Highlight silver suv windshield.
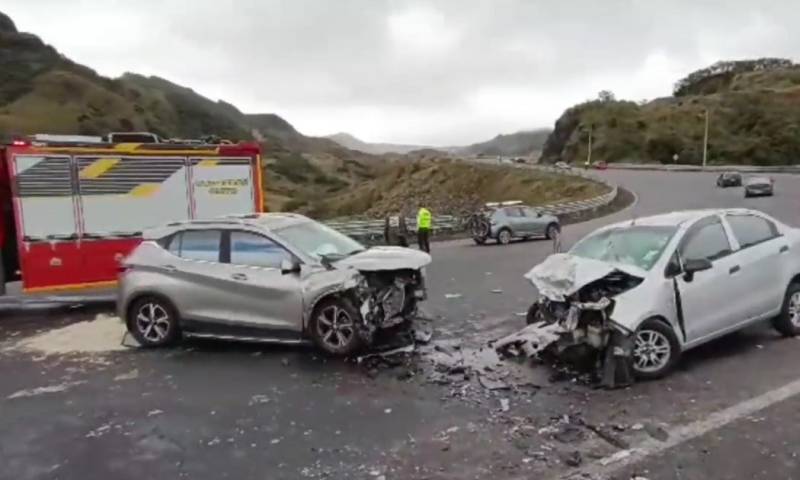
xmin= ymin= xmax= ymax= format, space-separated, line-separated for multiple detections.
xmin=273 ymin=221 xmax=365 ymax=261
xmin=570 ymin=225 xmax=677 ymax=270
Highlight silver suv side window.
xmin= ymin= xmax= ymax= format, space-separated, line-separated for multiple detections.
xmin=171 ymin=230 xmax=221 ymax=262
xmin=230 ymin=231 xmax=291 ymax=269
xmin=680 ymin=220 xmax=731 ymax=262
xmin=726 ymin=215 xmax=779 ymax=249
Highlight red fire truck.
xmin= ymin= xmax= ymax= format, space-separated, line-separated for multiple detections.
xmin=0 ymin=135 xmax=263 ymax=295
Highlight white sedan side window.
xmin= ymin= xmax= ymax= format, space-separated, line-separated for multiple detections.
xmin=726 ymin=215 xmax=779 ymax=249
xmin=681 ymin=221 xmax=732 ymax=262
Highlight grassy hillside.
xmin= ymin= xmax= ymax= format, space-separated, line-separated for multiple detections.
xmin=541 ymin=59 xmax=800 ymax=166
xmin=297 ymin=160 xmax=609 ymax=219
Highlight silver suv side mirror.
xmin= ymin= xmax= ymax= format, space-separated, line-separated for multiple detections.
xmin=281 ymin=258 xmax=301 ymax=275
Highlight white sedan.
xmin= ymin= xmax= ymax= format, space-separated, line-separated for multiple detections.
xmin=526 ymin=208 xmax=800 ymax=379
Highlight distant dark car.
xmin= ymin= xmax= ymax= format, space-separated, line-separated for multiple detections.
xmin=744 ymin=176 xmax=774 ymax=197
xmin=716 ymin=172 xmax=742 ymax=187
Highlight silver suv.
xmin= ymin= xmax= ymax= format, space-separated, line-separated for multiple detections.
xmin=471 ymin=201 xmax=560 ymax=245
xmin=118 ymin=213 xmax=431 ymax=355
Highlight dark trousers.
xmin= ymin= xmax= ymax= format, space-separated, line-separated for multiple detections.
xmin=417 ymin=228 xmax=431 ymax=253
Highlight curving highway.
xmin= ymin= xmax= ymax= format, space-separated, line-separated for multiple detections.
xmin=425 ymin=169 xmax=800 ymax=345
xmin=2 ymin=169 xmax=800 ymax=480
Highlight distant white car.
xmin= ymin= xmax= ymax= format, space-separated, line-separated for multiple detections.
xmin=744 ymin=176 xmax=774 ymax=197
xmin=555 ymin=162 xmax=570 ymax=170
xmin=525 ymin=208 xmax=800 ymax=379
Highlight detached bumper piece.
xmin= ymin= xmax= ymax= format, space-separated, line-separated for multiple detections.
xmin=495 ymin=298 xmax=634 ymax=389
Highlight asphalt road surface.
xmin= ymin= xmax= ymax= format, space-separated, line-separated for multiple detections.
xmin=2 ymin=169 xmax=800 ymax=480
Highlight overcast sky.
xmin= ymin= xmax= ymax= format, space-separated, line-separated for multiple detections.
xmin=4 ymin=1 xmax=798 ymax=145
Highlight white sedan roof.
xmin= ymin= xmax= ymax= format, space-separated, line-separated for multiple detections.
xmin=602 ymin=208 xmax=766 ymax=230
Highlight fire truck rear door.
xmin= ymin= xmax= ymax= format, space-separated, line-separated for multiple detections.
xmin=190 ymin=157 xmax=256 ymax=219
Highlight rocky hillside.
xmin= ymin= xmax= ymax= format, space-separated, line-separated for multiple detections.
xmin=296 ymin=160 xmax=609 ymax=219
xmin=454 ymin=129 xmax=551 ymax=158
xmin=0 ymin=11 xmax=379 ymax=211
xmin=541 ymin=58 xmax=800 ymax=166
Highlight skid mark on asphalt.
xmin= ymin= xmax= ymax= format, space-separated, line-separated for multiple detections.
xmin=557 ymin=375 xmax=800 ymax=479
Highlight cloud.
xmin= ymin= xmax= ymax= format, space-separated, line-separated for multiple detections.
xmin=4 ymin=0 xmax=799 ymax=145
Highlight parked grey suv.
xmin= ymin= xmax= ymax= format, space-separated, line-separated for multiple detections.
xmin=471 ymin=202 xmax=560 ymax=245
xmin=118 ymin=213 xmax=431 ymax=356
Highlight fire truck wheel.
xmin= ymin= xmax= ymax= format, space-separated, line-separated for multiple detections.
xmin=127 ymin=296 xmax=181 ymax=347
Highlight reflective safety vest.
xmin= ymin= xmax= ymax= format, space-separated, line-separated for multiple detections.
xmin=417 ymin=207 xmax=432 ymax=229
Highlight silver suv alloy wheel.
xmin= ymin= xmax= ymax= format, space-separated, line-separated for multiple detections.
xmin=316 ymin=305 xmax=355 ymax=350
xmin=136 ymin=303 xmax=172 ymax=343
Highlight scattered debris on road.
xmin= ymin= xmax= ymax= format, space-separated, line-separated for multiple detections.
xmin=444 ymin=293 xmax=463 ymax=299
xmin=4 ymin=313 xmax=128 ymax=357
xmin=113 ymin=369 xmax=139 ymax=381
xmin=6 ymin=380 xmax=87 ymax=399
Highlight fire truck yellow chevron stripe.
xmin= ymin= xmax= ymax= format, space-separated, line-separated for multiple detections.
xmin=128 ymin=183 xmax=160 ymax=197
xmin=197 ymin=159 xmax=219 ymax=167
xmin=79 ymin=158 xmax=120 ymax=179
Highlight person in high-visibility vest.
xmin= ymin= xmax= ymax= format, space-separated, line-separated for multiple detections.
xmin=416 ymin=206 xmax=432 ymax=253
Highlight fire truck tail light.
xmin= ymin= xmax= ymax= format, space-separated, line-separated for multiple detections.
xmin=117 ymin=264 xmax=132 ymax=274
xmin=11 ymin=139 xmax=29 ymax=147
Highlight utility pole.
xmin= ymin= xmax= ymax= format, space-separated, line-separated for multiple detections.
xmin=586 ymin=123 xmax=594 ymax=166
xmin=702 ymin=109 xmax=709 ymax=170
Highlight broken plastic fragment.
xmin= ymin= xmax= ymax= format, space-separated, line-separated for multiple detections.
xmin=599 ymin=449 xmax=632 ymax=466
xmin=478 ymin=374 xmax=510 ymax=391
xmin=444 ymin=293 xmax=462 ymax=299
xmin=499 ymin=398 xmax=510 ymax=412
xmin=356 ymin=344 xmax=415 ymax=363
xmin=494 ymin=322 xmax=561 ymax=358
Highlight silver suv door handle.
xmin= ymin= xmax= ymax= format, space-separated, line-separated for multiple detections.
xmin=780 ymin=245 xmax=789 ymax=254
xmin=164 ymin=265 xmax=177 ymax=273
xmin=729 ymin=265 xmax=740 ymax=274
xmin=231 ymin=273 xmax=248 ymax=281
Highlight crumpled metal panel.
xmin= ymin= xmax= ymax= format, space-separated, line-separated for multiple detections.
xmin=524 ymin=253 xmax=645 ymax=301
xmin=336 ymin=246 xmax=431 ymax=271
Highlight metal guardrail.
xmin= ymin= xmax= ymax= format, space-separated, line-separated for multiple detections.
xmin=607 ymin=162 xmax=800 ymax=174
xmin=324 ymin=163 xmax=619 ymax=243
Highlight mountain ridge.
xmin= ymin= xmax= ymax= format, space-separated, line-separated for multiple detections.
xmin=326 ymin=128 xmax=552 ymax=157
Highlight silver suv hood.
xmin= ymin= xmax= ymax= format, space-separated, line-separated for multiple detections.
xmin=336 ymin=246 xmax=432 ymax=271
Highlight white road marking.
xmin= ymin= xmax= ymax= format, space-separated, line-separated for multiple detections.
xmin=560 ymin=376 xmax=800 ymax=479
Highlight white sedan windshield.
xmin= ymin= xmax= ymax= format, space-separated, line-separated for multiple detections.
xmin=273 ymin=221 xmax=365 ymax=260
xmin=570 ymin=225 xmax=677 ymax=270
